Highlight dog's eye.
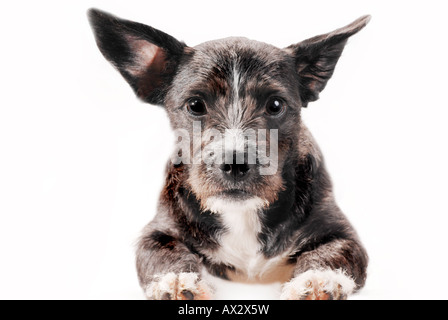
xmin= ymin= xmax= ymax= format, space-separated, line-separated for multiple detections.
xmin=186 ymin=98 xmax=207 ymax=116
xmin=265 ymin=97 xmax=286 ymax=117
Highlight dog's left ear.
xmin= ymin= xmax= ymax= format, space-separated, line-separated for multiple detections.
xmin=286 ymin=15 xmax=371 ymax=107
xmin=88 ymin=9 xmax=188 ymax=105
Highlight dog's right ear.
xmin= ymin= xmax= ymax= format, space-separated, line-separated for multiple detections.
xmin=88 ymin=9 xmax=188 ymax=105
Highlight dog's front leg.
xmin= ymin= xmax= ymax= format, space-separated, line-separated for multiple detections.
xmin=136 ymin=226 xmax=212 ymax=300
xmin=281 ymin=239 xmax=367 ymax=300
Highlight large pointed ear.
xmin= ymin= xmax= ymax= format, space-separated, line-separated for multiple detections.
xmin=286 ymin=15 xmax=371 ymax=107
xmin=88 ymin=9 xmax=188 ymax=105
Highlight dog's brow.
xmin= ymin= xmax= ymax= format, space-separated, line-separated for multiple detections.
xmin=185 ymin=75 xmax=231 ymax=100
xmin=247 ymin=82 xmax=289 ymax=101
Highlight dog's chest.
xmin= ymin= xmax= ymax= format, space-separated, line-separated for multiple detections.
xmin=205 ymin=197 xmax=287 ymax=280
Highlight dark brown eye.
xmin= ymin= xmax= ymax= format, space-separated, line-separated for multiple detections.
xmin=265 ymin=97 xmax=286 ymax=117
xmin=186 ymin=98 xmax=207 ymax=116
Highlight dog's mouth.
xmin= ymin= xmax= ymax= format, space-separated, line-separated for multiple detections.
xmin=223 ymin=189 xmax=249 ymax=196
xmin=220 ymin=188 xmax=252 ymax=200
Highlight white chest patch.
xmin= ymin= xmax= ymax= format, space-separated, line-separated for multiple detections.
xmin=204 ymin=196 xmax=286 ymax=280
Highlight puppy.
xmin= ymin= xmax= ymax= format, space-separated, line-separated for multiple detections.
xmin=88 ymin=9 xmax=370 ymax=300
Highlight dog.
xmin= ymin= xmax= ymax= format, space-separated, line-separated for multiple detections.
xmin=88 ymin=8 xmax=370 ymax=300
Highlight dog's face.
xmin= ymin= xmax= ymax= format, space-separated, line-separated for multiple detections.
xmin=167 ymin=38 xmax=299 ymax=206
xmin=88 ymin=9 xmax=370 ymax=208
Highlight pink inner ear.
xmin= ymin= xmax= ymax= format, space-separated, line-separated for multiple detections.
xmin=125 ymin=35 xmax=162 ymax=77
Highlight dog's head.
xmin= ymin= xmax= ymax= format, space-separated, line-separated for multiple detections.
xmin=88 ymin=9 xmax=369 ymax=210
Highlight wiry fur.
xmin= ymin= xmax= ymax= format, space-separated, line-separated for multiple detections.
xmin=88 ymin=8 xmax=370 ymax=300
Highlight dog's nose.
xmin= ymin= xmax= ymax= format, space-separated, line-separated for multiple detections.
xmin=219 ymin=152 xmax=254 ymax=180
xmin=220 ymin=163 xmax=252 ymax=179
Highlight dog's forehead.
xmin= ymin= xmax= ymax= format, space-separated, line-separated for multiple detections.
xmin=193 ymin=37 xmax=285 ymax=62
xmin=191 ymin=37 xmax=289 ymax=78
xmin=172 ymin=37 xmax=294 ymax=98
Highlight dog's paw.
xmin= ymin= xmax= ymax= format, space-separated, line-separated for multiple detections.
xmin=145 ymin=272 xmax=213 ymax=300
xmin=280 ymin=269 xmax=356 ymax=300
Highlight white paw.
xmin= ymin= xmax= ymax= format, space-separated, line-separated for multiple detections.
xmin=281 ymin=269 xmax=356 ymax=300
xmin=146 ymin=272 xmax=213 ymax=300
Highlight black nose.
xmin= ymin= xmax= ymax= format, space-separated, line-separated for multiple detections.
xmin=220 ymin=163 xmax=251 ymax=178
xmin=219 ymin=152 xmax=254 ymax=180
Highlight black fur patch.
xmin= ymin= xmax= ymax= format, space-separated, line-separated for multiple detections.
xmin=150 ymin=231 xmax=177 ymax=250
xmin=176 ymin=185 xmax=224 ymax=252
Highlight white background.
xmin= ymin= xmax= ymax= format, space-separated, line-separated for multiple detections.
xmin=1 ymin=0 xmax=447 ymax=300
